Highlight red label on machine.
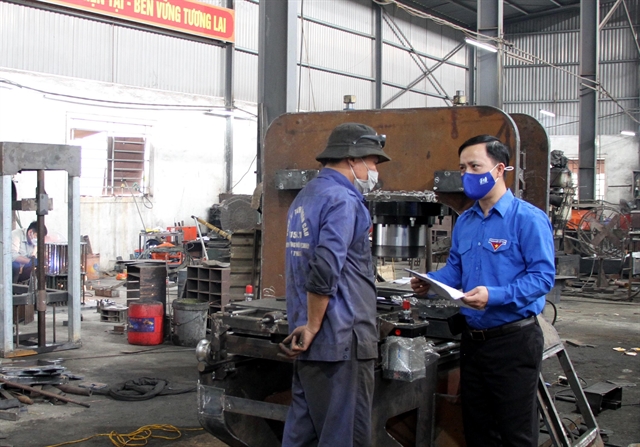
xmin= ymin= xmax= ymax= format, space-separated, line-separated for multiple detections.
xmin=35 ymin=0 xmax=235 ymax=42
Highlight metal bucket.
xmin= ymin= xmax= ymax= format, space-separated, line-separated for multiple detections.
xmin=172 ymin=299 xmax=209 ymax=347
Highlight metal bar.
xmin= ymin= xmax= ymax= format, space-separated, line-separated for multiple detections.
xmin=537 ymin=373 xmax=572 ymax=446
xmin=0 ymin=176 xmax=12 ymax=356
xmin=257 ymin=0 xmax=297 ymax=129
xmin=504 ymin=0 xmax=529 ymax=15
xmin=382 ymin=81 xmax=448 ymax=100
xmin=382 ymin=42 xmax=465 ymax=108
xmin=375 ymin=4 xmax=383 ymax=109
xmin=224 ymin=0 xmax=234 ymax=193
xmin=621 ymin=0 xmax=640 ymax=57
xmin=578 ymin=0 xmax=599 ymax=201
xmin=36 ymin=171 xmax=46 ymax=348
xmin=382 ymin=12 xmax=452 ymax=104
xmin=476 ymin=0 xmax=503 ymax=107
xmin=599 ymin=0 xmax=622 ymax=30
xmin=0 ymin=377 xmax=90 ymax=408
xmin=68 ymin=176 xmax=81 ymax=343
xmin=468 ymin=46 xmax=476 ymax=105
xmin=383 ymin=40 xmax=469 ymax=69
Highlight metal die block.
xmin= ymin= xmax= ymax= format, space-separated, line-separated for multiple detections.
xmin=274 ymin=169 xmax=319 ymax=190
xmin=433 ymin=170 xmax=463 ymax=192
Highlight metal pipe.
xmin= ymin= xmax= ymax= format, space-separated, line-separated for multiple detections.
xmin=192 ymin=216 xmax=209 ymax=261
xmin=0 ymin=378 xmax=90 ymax=408
xmin=36 ymin=170 xmax=46 ymax=347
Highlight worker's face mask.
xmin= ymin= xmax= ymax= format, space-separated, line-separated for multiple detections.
xmin=350 ymin=159 xmax=378 ymax=194
xmin=462 ymin=164 xmax=512 ymax=200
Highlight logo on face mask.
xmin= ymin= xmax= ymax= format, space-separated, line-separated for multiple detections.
xmin=350 ymin=159 xmax=378 ymax=194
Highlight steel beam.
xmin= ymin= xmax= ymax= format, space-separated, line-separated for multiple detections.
xmin=224 ymin=0 xmax=234 ymax=193
xmin=257 ymin=0 xmax=298 ymax=183
xmin=375 ymin=4 xmax=383 ymax=109
xmin=476 ymin=0 xmax=503 ymax=108
xmin=0 ymin=176 xmax=12 ymax=356
xmin=67 ymin=175 xmax=81 ymax=343
xmin=578 ymin=0 xmax=599 ymax=201
xmin=258 ymin=0 xmax=297 ymax=127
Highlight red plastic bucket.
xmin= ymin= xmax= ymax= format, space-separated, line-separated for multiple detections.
xmin=128 ymin=301 xmax=164 ymax=345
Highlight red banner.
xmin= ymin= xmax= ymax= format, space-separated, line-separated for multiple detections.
xmin=36 ymin=0 xmax=235 ymax=42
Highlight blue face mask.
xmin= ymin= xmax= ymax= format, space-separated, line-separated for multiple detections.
xmin=462 ymin=164 xmax=499 ymax=200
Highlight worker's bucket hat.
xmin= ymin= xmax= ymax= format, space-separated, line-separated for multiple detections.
xmin=316 ymin=123 xmax=391 ymax=163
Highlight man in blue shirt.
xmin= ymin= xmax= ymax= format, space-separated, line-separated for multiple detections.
xmin=411 ymin=135 xmax=555 ymax=447
xmin=279 ymin=122 xmax=390 ymax=447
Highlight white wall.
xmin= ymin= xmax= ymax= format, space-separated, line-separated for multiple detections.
xmin=550 ymin=135 xmax=640 ymax=205
xmin=0 ymin=68 xmax=257 ymax=269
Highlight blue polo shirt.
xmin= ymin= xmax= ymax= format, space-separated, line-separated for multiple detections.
xmin=429 ymin=190 xmax=555 ymax=330
xmin=285 ymin=168 xmax=378 ymax=361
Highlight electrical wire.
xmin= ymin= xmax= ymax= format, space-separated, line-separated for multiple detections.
xmin=229 ymin=153 xmax=258 ymax=192
xmin=0 ymin=77 xmax=257 ymax=118
xmin=45 ymin=424 xmax=203 ymax=447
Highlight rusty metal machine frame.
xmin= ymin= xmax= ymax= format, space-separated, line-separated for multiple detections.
xmin=261 ymin=106 xmax=521 ymax=296
xmin=0 ymin=142 xmax=82 ymax=357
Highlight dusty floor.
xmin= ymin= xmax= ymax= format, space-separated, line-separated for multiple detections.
xmin=0 ymin=282 xmax=637 ymax=447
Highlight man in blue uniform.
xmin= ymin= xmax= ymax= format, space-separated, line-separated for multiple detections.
xmin=279 ymin=122 xmax=390 ymax=447
xmin=411 ymin=135 xmax=555 ymax=447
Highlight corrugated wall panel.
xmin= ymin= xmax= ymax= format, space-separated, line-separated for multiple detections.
xmin=234 ymin=50 xmax=258 ymax=103
xmin=505 ymin=2 xmax=639 ymax=136
xmin=303 ymin=0 xmax=373 ymax=36
xmin=298 ymin=69 xmax=373 ymax=111
xmin=114 ymin=27 xmax=225 ymax=95
xmin=235 ymin=0 xmax=259 ymax=51
xmin=0 ymin=1 xmax=227 ymax=96
xmin=303 ymin=20 xmax=373 ymax=78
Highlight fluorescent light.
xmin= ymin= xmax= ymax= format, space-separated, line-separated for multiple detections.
xmin=540 ymin=109 xmax=556 ymax=118
xmin=621 ymin=130 xmax=636 ymax=136
xmin=464 ymin=38 xmax=498 ymax=53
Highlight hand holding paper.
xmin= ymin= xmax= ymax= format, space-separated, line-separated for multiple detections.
xmin=405 ymin=269 xmax=476 ymax=309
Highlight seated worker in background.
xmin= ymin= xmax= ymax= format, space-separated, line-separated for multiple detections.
xmin=12 ymin=221 xmax=47 ymax=283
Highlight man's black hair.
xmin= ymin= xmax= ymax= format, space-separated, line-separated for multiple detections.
xmin=458 ymin=135 xmax=510 ymax=166
xmin=27 ymin=221 xmax=48 ymax=237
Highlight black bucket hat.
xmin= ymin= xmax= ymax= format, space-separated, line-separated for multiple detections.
xmin=315 ymin=123 xmax=391 ymax=163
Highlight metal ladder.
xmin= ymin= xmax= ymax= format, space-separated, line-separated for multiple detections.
xmin=537 ymin=316 xmax=604 ymax=447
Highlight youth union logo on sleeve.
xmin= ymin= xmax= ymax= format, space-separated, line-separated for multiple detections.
xmin=488 ymin=238 xmax=507 ymax=251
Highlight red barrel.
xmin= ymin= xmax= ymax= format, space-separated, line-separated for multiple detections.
xmin=128 ymin=301 xmax=164 ymax=345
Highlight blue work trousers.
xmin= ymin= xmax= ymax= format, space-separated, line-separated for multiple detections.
xmin=282 ymin=354 xmax=374 ymax=447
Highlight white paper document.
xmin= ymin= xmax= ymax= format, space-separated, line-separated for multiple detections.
xmin=404 ymin=268 xmax=466 ymax=300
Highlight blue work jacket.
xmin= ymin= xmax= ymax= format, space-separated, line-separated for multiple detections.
xmin=430 ymin=190 xmax=555 ymax=329
xmin=285 ymin=168 xmax=378 ymax=361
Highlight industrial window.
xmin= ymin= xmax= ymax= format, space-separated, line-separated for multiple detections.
xmin=69 ymin=120 xmax=151 ymax=197
xmin=567 ymin=159 xmax=605 ymax=201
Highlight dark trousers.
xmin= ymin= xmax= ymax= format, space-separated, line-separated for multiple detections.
xmin=12 ymin=260 xmax=33 ymax=283
xmin=460 ymin=320 xmax=543 ymax=447
xmin=282 ymin=354 xmax=374 ymax=447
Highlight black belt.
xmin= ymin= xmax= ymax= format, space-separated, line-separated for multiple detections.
xmin=464 ymin=316 xmax=536 ymax=341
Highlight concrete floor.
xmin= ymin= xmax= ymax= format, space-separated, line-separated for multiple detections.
xmin=0 ymin=282 xmax=638 ymax=447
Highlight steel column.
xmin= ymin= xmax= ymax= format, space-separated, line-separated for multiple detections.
xmin=0 ymin=176 xmax=12 ymax=356
xmin=476 ymin=0 xmax=503 ymax=108
xmin=578 ymin=0 xmax=599 ymax=202
xmin=468 ymin=46 xmax=476 ymax=105
xmin=257 ymin=0 xmax=297 ymax=125
xmin=224 ymin=0 xmax=234 ymax=193
xmin=67 ymin=175 xmax=81 ymax=342
xmin=375 ymin=4 xmax=383 ymax=109
xmin=257 ymin=0 xmax=298 ymax=183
